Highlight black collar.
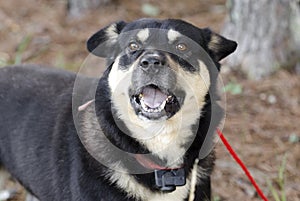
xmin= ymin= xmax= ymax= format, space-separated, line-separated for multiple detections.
xmin=134 ymin=154 xmax=186 ymax=192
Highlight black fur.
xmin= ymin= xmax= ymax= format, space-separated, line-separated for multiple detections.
xmin=0 ymin=19 xmax=237 ymax=201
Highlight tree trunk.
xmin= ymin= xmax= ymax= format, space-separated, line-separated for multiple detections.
xmin=67 ymin=0 xmax=111 ymax=18
xmin=222 ymin=0 xmax=300 ymax=80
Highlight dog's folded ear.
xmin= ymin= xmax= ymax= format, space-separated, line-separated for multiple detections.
xmin=87 ymin=21 xmax=127 ymax=57
xmin=203 ymin=28 xmax=237 ymax=61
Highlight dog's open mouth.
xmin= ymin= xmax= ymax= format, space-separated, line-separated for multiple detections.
xmin=130 ymin=84 xmax=182 ymax=120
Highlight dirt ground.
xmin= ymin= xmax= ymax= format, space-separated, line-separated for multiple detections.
xmin=0 ymin=0 xmax=299 ymax=200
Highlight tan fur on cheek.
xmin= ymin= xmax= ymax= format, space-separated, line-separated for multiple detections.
xmin=174 ymin=59 xmax=211 ymax=110
xmin=108 ymin=57 xmax=138 ymax=128
xmin=176 ymin=70 xmax=207 ymax=110
xmin=108 ymin=57 xmax=132 ymax=93
xmin=108 ymin=57 xmax=140 ymax=122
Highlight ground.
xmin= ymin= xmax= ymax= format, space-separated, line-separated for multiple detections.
xmin=0 ymin=0 xmax=299 ymax=200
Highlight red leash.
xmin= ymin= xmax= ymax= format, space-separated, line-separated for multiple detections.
xmin=217 ymin=129 xmax=269 ymax=201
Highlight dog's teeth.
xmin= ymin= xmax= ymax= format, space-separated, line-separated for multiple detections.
xmin=140 ymin=98 xmax=166 ymax=113
xmin=159 ymin=101 xmax=166 ymax=110
xmin=166 ymin=96 xmax=173 ymax=102
xmin=140 ymin=99 xmax=148 ymax=110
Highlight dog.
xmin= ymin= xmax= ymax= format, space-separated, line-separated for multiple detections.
xmin=0 ymin=18 xmax=237 ymax=201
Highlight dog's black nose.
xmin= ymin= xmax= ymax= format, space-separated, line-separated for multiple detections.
xmin=139 ymin=53 xmax=166 ymax=72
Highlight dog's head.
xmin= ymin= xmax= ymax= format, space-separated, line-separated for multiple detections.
xmin=88 ymin=19 xmax=236 ymax=120
xmin=87 ymin=19 xmax=237 ymax=166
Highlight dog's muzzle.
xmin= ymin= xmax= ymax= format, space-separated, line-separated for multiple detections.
xmin=129 ymin=51 xmax=185 ymax=120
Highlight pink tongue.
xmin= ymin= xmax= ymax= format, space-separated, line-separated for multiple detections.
xmin=142 ymin=86 xmax=167 ymax=108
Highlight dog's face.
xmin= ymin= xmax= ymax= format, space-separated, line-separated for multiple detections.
xmin=87 ymin=19 xmax=237 ymax=165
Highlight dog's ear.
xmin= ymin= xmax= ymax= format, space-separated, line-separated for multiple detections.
xmin=87 ymin=21 xmax=127 ymax=57
xmin=203 ymin=28 xmax=237 ymax=61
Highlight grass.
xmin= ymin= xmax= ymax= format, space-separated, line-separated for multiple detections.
xmin=14 ymin=35 xmax=32 ymax=65
xmin=224 ymin=81 xmax=243 ymax=95
xmin=54 ymin=52 xmax=79 ymax=71
xmin=267 ymin=154 xmax=287 ymax=201
xmin=212 ymin=195 xmax=221 ymax=201
xmin=0 ymin=35 xmax=32 ymax=67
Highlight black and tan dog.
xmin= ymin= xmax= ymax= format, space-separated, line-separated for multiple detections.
xmin=0 ymin=19 xmax=237 ymax=201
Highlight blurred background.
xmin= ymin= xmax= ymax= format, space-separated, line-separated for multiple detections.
xmin=0 ymin=0 xmax=299 ymax=200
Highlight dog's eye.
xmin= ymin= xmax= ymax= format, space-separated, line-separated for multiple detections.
xmin=128 ymin=42 xmax=139 ymax=51
xmin=176 ymin=43 xmax=187 ymax=51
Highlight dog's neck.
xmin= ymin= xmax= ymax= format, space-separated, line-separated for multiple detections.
xmin=134 ymin=154 xmax=186 ymax=192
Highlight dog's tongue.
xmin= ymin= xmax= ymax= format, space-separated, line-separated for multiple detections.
xmin=142 ymin=86 xmax=167 ymax=108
